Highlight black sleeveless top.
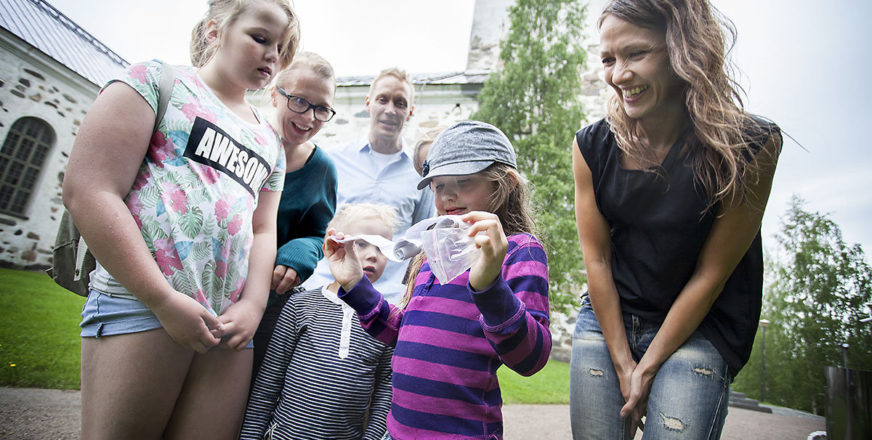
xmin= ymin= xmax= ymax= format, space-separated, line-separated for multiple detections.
xmin=576 ymin=118 xmax=778 ymax=375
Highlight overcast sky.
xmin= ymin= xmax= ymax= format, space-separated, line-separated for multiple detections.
xmin=47 ymin=0 xmax=872 ymax=261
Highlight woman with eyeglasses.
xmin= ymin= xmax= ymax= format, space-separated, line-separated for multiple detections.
xmin=251 ymin=51 xmax=339 ymax=376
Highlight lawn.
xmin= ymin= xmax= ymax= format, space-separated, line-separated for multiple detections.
xmin=0 ymin=267 xmax=85 ymax=389
xmin=0 ymin=268 xmax=571 ymax=403
xmin=498 ymin=358 xmax=570 ymax=404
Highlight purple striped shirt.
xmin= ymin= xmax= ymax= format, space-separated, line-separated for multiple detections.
xmin=339 ymin=233 xmax=551 ymax=439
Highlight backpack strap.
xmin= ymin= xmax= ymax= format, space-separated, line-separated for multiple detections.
xmin=63 ymin=62 xmax=175 ymax=289
xmin=155 ymin=61 xmax=175 ymax=129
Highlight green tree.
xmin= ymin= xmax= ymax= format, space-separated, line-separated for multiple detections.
xmin=472 ymin=0 xmax=588 ymax=314
xmin=734 ymin=195 xmax=872 ymax=414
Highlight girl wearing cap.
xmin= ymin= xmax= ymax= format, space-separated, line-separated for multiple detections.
xmin=325 ymin=120 xmax=551 ymax=440
xmin=570 ymin=0 xmax=782 ymax=438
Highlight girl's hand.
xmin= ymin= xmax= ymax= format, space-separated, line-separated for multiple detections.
xmin=217 ymin=299 xmax=264 ymax=351
xmin=149 ymin=292 xmax=224 ymax=353
xmin=324 ymin=229 xmax=363 ymax=291
xmin=271 ymin=265 xmax=301 ymax=294
xmin=462 ymin=211 xmax=508 ymax=291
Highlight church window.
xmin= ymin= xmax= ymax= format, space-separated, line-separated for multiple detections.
xmin=0 ymin=117 xmax=55 ymax=216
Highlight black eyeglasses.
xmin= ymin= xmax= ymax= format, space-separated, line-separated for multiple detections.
xmin=276 ymin=87 xmax=336 ymax=122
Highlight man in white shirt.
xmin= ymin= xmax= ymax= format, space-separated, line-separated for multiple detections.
xmin=303 ymin=68 xmax=435 ymax=304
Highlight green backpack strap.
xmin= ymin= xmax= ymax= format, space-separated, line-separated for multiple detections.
xmin=155 ymin=61 xmax=174 ymax=129
xmin=49 ymin=61 xmax=176 ymax=296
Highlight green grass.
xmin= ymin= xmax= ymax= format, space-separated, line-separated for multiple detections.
xmin=0 ymin=268 xmax=86 ymax=389
xmin=0 ymin=267 xmax=572 ymax=402
xmin=498 ymin=359 xmax=570 ymax=404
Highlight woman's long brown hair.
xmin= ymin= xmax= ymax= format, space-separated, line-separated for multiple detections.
xmin=601 ymin=0 xmax=777 ymax=211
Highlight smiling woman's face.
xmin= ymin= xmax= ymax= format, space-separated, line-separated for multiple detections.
xmin=271 ymin=66 xmax=335 ymax=146
xmin=599 ymin=14 xmax=684 ymax=123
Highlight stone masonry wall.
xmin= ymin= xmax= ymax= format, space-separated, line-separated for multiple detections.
xmin=0 ymin=34 xmax=99 ymax=269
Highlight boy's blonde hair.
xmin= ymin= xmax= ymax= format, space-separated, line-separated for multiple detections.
xmin=368 ymin=67 xmax=415 ymax=103
xmin=190 ymin=0 xmax=300 ymax=70
xmin=327 ymin=203 xmax=399 ymax=238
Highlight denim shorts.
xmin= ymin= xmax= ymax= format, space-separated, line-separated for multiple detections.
xmin=81 ymin=291 xmax=253 ymax=349
xmin=80 ymin=291 xmax=162 ymax=338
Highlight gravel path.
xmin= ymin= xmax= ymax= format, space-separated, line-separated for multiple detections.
xmin=1 ymin=387 xmax=826 ymax=439
xmin=0 ymin=387 xmax=80 ymax=439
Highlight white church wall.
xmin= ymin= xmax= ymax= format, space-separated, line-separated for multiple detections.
xmin=0 ymin=30 xmax=99 ymax=269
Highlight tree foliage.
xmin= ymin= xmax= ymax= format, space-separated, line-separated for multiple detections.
xmin=733 ymin=195 xmax=872 ymax=414
xmin=472 ymin=0 xmax=588 ymax=314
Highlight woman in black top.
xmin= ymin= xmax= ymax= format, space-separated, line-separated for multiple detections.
xmin=569 ymin=0 xmax=781 ymax=438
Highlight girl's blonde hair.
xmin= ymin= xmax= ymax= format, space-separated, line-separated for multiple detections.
xmin=190 ymin=0 xmax=300 ymax=70
xmin=601 ymin=0 xmax=776 ymax=210
xmin=273 ymin=51 xmax=336 ymax=92
xmin=327 ymin=203 xmax=399 ymax=238
xmin=401 ymin=163 xmax=537 ymax=308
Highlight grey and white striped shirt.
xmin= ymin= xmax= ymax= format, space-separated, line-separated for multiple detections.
xmin=241 ymin=286 xmax=392 ymax=440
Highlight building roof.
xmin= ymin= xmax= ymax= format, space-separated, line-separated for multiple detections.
xmin=0 ymin=0 xmax=487 ymax=90
xmin=0 ymin=0 xmax=129 ymax=87
xmin=337 ymin=71 xmax=491 ymax=87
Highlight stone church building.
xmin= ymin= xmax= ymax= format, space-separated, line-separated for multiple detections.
xmin=0 ymin=0 xmax=606 ymax=270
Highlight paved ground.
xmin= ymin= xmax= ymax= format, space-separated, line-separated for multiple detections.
xmin=1 ymin=387 xmax=825 ymax=439
xmin=503 ymin=404 xmax=826 ymax=440
xmin=0 ymin=387 xmax=80 ymax=439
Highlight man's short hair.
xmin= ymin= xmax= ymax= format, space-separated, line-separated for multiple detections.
xmin=368 ymin=67 xmax=415 ymax=103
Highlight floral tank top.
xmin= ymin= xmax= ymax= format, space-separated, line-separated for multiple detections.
xmin=88 ymin=60 xmax=285 ymax=315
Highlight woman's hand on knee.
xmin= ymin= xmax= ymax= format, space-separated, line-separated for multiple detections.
xmin=620 ymin=364 xmax=657 ymax=433
xmin=616 ymin=356 xmax=637 ymax=403
xmin=151 ymin=293 xmax=224 ymax=353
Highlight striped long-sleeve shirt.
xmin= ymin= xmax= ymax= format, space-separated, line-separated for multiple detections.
xmin=240 ymin=287 xmax=393 ymax=440
xmin=339 ymin=233 xmax=551 ymax=440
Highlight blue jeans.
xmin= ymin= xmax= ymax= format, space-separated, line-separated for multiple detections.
xmin=569 ymin=299 xmax=730 ymax=439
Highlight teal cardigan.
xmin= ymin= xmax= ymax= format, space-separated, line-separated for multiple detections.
xmin=274 ymin=145 xmax=337 ymax=284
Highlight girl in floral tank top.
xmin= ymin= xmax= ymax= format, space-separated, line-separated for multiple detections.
xmin=65 ymin=1 xmax=301 ymax=438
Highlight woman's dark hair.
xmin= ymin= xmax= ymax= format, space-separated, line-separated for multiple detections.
xmin=601 ymin=0 xmax=777 ymax=209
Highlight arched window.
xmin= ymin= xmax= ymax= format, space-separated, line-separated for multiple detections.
xmin=0 ymin=117 xmax=55 ymax=216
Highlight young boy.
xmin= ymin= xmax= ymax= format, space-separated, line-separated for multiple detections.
xmin=240 ymin=204 xmax=397 ymax=440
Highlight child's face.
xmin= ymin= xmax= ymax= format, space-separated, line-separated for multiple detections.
xmin=211 ymin=1 xmax=290 ymax=90
xmin=345 ymin=218 xmax=392 ymax=283
xmin=430 ymin=174 xmax=494 ymax=216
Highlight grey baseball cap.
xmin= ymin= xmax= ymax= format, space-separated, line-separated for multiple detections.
xmin=417 ymin=120 xmax=517 ymax=190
